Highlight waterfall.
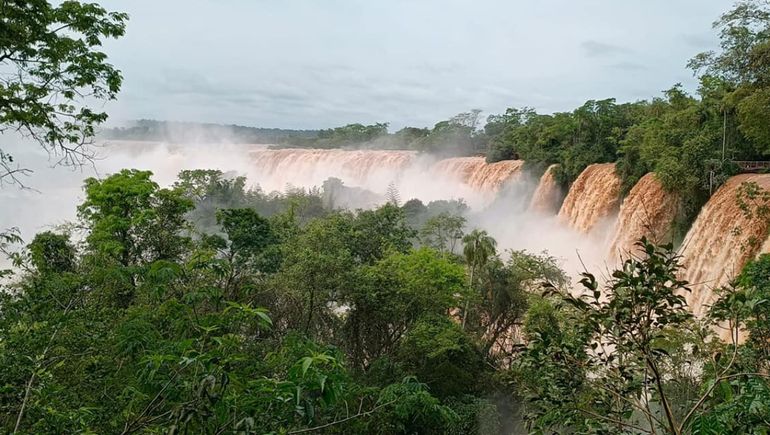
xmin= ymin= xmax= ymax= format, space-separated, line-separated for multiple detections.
xmin=529 ymin=164 xmax=562 ymax=214
xmin=429 ymin=157 xmax=525 ymax=192
xmin=558 ymin=163 xmax=621 ymax=233
xmin=607 ymin=173 xmax=679 ymax=258
xmin=679 ymin=174 xmax=770 ymax=317
xmin=250 ymin=148 xmax=417 ymax=192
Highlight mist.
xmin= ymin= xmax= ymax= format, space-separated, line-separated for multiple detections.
xmin=1 ymin=137 xmax=618 ymax=280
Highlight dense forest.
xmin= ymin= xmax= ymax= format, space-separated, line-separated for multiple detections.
xmin=101 ymin=120 xmax=318 ymax=145
xmin=1 ymin=0 xmax=770 ymax=434
xmin=1 ymin=168 xmax=769 ymax=433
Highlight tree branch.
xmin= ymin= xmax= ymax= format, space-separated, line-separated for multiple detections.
xmin=287 ymin=398 xmax=397 ymax=434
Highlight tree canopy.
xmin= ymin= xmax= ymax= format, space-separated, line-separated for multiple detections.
xmin=0 ymin=0 xmax=127 ymax=185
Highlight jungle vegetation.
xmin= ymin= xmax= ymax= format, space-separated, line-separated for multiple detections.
xmin=2 ymin=1 xmax=770 ymax=434
xmin=1 ymin=169 xmax=769 ymax=433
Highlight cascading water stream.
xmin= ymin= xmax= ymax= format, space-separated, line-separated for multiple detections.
xmin=679 ymin=173 xmax=770 ymax=317
xmin=529 ymin=164 xmax=562 ymax=215
xmin=558 ymin=163 xmax=621 ymax=234
xmin=606 ymin=173 xmax=679 ymax=259
xmin=429 ymin=157 xmax=525 ymax=192
xmin=250 ymin=148 xmax=417 ymax=192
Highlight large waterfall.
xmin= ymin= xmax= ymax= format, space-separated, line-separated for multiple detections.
xmin=248 ymin=150 xmax=525 ymax=208
xmin=245 ymin=148 xmax=770 ymax=323
xmin=678 ymin=174 xmax=770 ymax=317
xmin=607 ymin=173 xmax=679 ymax=258
xmin=250 ymin=148 xmax=417 ymax=192
xmin=430 ymin=157 xmax=525 ymax=192
xmin=557 ymin=163 xmax=621 ymax=233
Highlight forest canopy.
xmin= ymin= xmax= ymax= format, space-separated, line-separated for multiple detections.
xmin=1 ymin=169 xmax=769 ymax=433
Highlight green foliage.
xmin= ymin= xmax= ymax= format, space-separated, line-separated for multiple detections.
xmin=472 ymin=251 xmax=568 ymax=360
xmin=415 ymin=110 xmax=485 ymax=156
xmin=402 ymin=198 xmax=469 ymax=231
xmin=397 ymin=316 xmax=487 ymax=398
xmin=28 ymin=231 xmax=76 ymax=274
xmin=515 ymin=296 xmax=590 ymax=432
xmin=103 ymin=119 xmax=319 ymax=144
xmin=485 ymin=99 xmax=638 ymax=187
xmin=79 ymin=169 xmax=194 ymax=266
xmin=4 ymin=161 xmax=568 ymax=433
xmin=0 ymin=0 xmax=127 ymax=184
xmin=0 ymin=170 xmax=490 ymax=433
xmin=3 ymin=2 xmax=770 ymax=433
xmin=215 ymin=208 xmax=277 ymax=262
xmin=341 ymin=248 xmax=465 ymax=372
xmin=317 ymin=123 xmax=390 ymax=146
xmin=3 ymin=166 xmax=770 ymax=433
xmin=175 ymin=169 xmax=328 ymax=233
xmin=281 ymin=110 xmax=485 ymax=156
xmin=419 ymin=212 xmax=466 ymax=254
xmin=516 ymin=239 xmax=770 ymax=434
xmin=712 ymin=254 xmax=770 ymax=373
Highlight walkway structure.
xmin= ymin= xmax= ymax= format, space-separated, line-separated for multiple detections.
xmin=734 ymin=161 xmax=770 ymax=173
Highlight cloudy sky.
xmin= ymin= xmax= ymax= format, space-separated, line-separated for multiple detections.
xmin=99 ymin=0 xmax=728 ymax=130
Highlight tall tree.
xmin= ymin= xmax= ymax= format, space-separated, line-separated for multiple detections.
xmin=689 ymin=0 xmax=770 ymax=154
xmin=78 ymin=169 xmax=192 ymax=307
xmin=461 ymin=229 xmax=497 ymax=329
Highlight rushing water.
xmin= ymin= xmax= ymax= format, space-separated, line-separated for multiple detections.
xmin=4 ymin=141 xmax=768 ymax=325
xmin=606 ymin=172 xmax=679 ymax=259
xmin=557 ymin=163 xmax=621 ymax=234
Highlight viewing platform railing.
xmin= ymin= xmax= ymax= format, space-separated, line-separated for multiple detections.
xmin=734 ymin=161 xmax=770 ymax=173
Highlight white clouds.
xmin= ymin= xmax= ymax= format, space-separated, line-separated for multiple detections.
xmin=97 ymin=0 xmax=725 ymax=129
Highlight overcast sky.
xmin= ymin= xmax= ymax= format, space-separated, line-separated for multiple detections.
xmin=98 ymin=0 xmax=728 ymax=130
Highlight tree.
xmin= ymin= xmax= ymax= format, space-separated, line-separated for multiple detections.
xmin=419 ymin=212 xmax=466 ymax=255
xmin=461 ymin=229 xmax=497 ymax=329
xmin=28 ymin=231 xmax=76 ymax=274
xmin=688 ymin=0 xmax=770 ymax=155
xmin=78 ymin=169 xmax=193 ymax=307
xmin=417 ymin=110 xmax=484 ymax=156
xmin=712 ymin=254 xmax=770 ymax=372
xmin=268 ymin=214 xmax=355 ymax=338
xmin=688 ymin=0 xmax=770 ymax=86
xmin=519 ymin=239 xmax=770 ymax=434
xmin=474 ymin=251 xmax=567 ymax=360
xmin=348 ymin=204 xmax=416 ymax=265
xmin=385 ymin=182 xmax=401 ymax=206
xmin=174 ymin=169 xmax=251 ymax=231
xmin=343 ymin=248 xmax=466 ymax=370
xmin=0 ymin=1 xmax=128 ymax=185
xmin=203 ymin=208 xmax=280 ymax=299
xmin=396 ymin=316 xmax=487 ymax=398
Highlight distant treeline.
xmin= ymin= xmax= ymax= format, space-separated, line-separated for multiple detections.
xmin=279 ymin=110 xmax=488 ymax=157
xmin=101 ymin=119 xmax=318 ymax=144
